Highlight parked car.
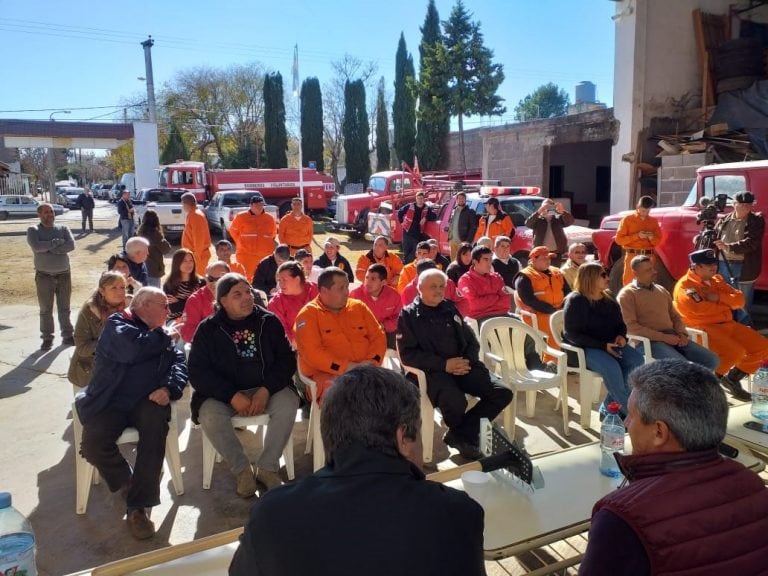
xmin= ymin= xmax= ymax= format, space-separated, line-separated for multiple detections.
xmin=56 ymin=187 xmax=84 ymax=209
xmin=109 ymin=184 xmax=122 ymax=202
xmin=0 ymin=195 xmax=65 ymax=220
xmin=91 ymin=183 xmax=112 ymax=200
xmin=133 ymin=187 xmax=188 ymax=239
xmin=205 ymin=190 xmax=279 ymax=240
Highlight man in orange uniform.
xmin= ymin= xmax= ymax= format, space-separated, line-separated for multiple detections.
xmin=396 ymin=241 xmax=431 ymax=293
xmin=474 ymin=197 xmax=514 ymax=244
xmin=278 ymin=197 xmax=313 ymax=256
xmin=229 ymin=192 xmax=277 ymax=280
xmin=673 ymin=248 xmax=768 ymax=401
xmin=181 ymin=192 xmax=212 ymax=271
xmin=355 ymin=235 xmax=403 ymax=289
xmin=294 ymin=267 xmax=386 ymax=403
xmin=514 ymin=246 xmax=569 ymax=345
xmin=215 ymin=240 xmax=247 ymax=277
xmin=615 ymin=195 xmax=662 ymax=286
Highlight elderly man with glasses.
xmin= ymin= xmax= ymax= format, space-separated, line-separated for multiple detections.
xmin=560 ymin=242 xmax=588 ymax=290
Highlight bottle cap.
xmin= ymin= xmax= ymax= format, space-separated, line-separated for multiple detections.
xmin=0 ymin=492 xmax=10 ymax=508
xmin=607 ymin=401 xmax=622 ymax=414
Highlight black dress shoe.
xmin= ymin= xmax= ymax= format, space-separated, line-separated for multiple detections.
xmin=62 ymin=336 xmax=75 ymax=346
xmin=443 ymin=431 xmax=483 ymax=461
xmin=40 ymin=339 xmax=53 ymax=351
xmin=719 ymin=375 xmax=752 ymax=402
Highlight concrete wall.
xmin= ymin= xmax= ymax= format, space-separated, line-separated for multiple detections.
xmin=657 ymin=152 xmax=711 ymax=206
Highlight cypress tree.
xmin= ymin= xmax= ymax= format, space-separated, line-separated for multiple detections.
xmin=343 ymin=79 xmax=370 ymax=185
xmin=375 ymin=77 xmax=390 ymax=172
xmin=393 ymin=33 xmax=416 ymax=167
xmin=160 ymin=120 xmax=190 ymax=165
xmin=300 ymin=77 xmax=324 ymax=172
xmin=264 ymin=72 xmax=288 ymax=168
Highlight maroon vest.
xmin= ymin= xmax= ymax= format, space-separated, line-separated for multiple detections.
xmin=595 ymin=449 xmax=768 ymax=575
xmin=401 ymin=204 xmax=428 ymax=234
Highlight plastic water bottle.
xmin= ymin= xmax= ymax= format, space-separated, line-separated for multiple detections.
xmin=0 ymin=492 xmax=37 ymax=576
xmin=750 ymin=361 xmax=768 ymax=422
xmin=599 ymin=401 xmax=625 ymax=478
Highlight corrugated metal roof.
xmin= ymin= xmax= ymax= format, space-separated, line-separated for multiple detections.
xmin=0 ymin=120 xmax=134 ymax=139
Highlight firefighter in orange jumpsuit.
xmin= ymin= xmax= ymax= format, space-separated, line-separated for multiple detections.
xmin=355 ymin=236 xmax=404 ymax=289
xmin=214 ymin=239 xmax=247 ymax=277
xmin=396 ymin=241 xmax=431 ymax=293
xmin=229 ymin=192 xmax=277 ymax=280
xmin=615 ymin=195 xmax=662 ymax=287
xmin=673 ymin=248 xmax=768 ymax=401
xmin=181 ymin=192 xmax=212 ymax=271
xmin=474 ymin=197 xmax=514 ymax=244
xmin=278 ymin=197 xmax=314 ymax=256
xmin=294 ymin=267 xmax=386 ymax=403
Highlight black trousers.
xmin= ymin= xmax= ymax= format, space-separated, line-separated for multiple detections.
xmin=80 ymin=399 xmax=170 ymax=509
xmin=81 ymin=208 xmax=94 ymax=231
xmin=425 ymin=365 xmax=512 ymax=445
xmin=401 ymin=233 xmax=420 ymax=264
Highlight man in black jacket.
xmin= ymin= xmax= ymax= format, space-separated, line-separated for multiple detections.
xmin=449 ymin=191 xmax=478 ymax=259
xmin=78 ymin=188 xmax=96 ymax=232
xmin=313 ymin=236 xmax=354 ymax=282
xmin=397 ymin=269 xmax=512 ymax=460
xmin=252 ymin=244 xmax=291 ymax=297
xmin=230 ymin=365 xmax=486 ymax=576
xmin=189 ymin=273 xmax=298 ymax=497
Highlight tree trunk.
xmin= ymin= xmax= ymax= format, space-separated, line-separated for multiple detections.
xmin=458 ymin=113 xmax=466 ymax=173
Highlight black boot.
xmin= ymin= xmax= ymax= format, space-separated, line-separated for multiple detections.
xmin=719 ymin=369 xmax=752 ymax=401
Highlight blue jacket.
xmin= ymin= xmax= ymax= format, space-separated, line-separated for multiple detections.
xmin=75 ymin=310 xmax=188 ymax=424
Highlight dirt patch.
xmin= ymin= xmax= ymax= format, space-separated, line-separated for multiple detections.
xmin=0 ymin=212 xmax=384 ymax=308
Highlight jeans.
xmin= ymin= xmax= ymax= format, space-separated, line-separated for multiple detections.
xmin=81 ymin=208 xmax=94 ymax=231
xmin=80 ymin=398 xmax=170 ymax=509
xmin=120 ymin=218 xmax=135 ymax=251
xmin=197 ymin=386 xmax=299 ymax=473
xmin=647 ymin=341 xmax=719 ymax=371
xmin=35 ymin=270 xmax=73 ymax=341
xmin=718 ymin=260 xmax=753 ymax=325
xmin=584 ymin=344 xmax=644 ymax=416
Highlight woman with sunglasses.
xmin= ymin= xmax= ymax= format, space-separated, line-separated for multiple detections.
xmin=562 ymin=262 xmax=643 ymax=418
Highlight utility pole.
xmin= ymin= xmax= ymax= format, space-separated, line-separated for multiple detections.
xmin=141 ymin=36 xmax=157 ymax=123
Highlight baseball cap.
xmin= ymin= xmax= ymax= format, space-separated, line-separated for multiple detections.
xmin=734 ymin=192 xmax=754 ymax=204
xmin=529 ymin=246 xmax=553 ymax=260
xmin=250 ymin=192 xmax=265 ymax=204
xmin=689 ymin=249 xmax=718 ymax=265
xmin=324 ymin=237 xmax=341 ymax=248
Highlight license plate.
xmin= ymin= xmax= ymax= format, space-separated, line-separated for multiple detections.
xmin=166 ymin=225 xmax=184 ymax=231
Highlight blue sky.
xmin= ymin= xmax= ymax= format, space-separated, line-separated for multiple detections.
xmin=0 ymin=0 xmax=615 ymax=127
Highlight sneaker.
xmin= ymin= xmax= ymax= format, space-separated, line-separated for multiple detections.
xmin=255 ymin=468 xmax=283 ymax=491
xmin=40 ymin=339 xmax=53 ymax=351
xmin=443 ymin=430 xmax=484 ymax=461
xmin=235 ymin=467 xmax=257 ymax=498
xmin=719 ymin=375 xmax=752 ymax=402
xmin=126 ymin=508 xmax=155 ymax=540
xmin=62 ymin=336 xmax=75 ymax=346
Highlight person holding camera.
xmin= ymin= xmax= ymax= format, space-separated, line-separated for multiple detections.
xmin=713 ymin=191 xmax=765 ymax=325
xmin=525 ymin=198 xmax=574 ymax=265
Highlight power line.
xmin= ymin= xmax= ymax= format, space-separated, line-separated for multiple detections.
xmin=0 ymin=103 xmax=145 ymax=114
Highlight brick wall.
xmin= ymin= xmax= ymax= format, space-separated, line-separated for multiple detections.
xmin=657 ymin=152 xmax=711 ymax=206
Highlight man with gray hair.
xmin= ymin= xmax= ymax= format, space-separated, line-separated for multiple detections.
xmin=76 ymin=287 xmax=188 ymax=540
xmin=121 ymin=236 xmax=150 ymax=287
xmin=398 ymin=268 xmax=512 ymax=460
xmin=580 ymin=360 xmax=768 ymax=574
xmin=230 ymin=365 xmax=485 ymax=576
xmin=27 ymin=202 xmax=76 ymax=350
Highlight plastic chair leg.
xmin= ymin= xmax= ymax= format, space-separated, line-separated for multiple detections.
xmin=525 ymin=390 xmax=537 ymax=418
xmin=420 ymin=396 xmax=434 ymax=465
xmin=201 ymin=431 xmax=217 ymax=490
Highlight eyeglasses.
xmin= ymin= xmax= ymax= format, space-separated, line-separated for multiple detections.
xmin=206 ymin=275 xmax=223 ymax=283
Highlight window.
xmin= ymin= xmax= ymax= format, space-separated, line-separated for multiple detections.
xmin=686 ymin=174 xmax=746 ymax=207
xmin=147 ymin=190 xmax=184 ymax=203
xmin=159 ymin=169 xmax=169 ymax=187
xmin=368 ymin=176 xmax=387 ymax=192
xmin=388 ymin=177 xmax=411 ymax=192
xmin=223 ymin=194 xmax=251 ymax=207
xmin=5 ymin=197 xmax=18 ymax=205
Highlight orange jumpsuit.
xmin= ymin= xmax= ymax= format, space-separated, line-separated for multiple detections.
xmin=615 ymin=212 xmax=662 ymax=286
xmin=182 ymin=208 xmax=212 ymax=272
xmin=474 ymin=212 xmax=514 ymax=244
xmin=397 ymin=262 xmax=418 ymax=294
xmin=229 ymin=210 xmax=277 ymax=280
xmin=673 ymin=269 xmax=768 ymax=375
xmin=514 ymin=265 xmax=565 ymax=348
xmin=278 ymin=213 xmax=314 ymax=255
xmin=225 ymin=257 xmax=247 ymax=278
xmin=355 ymin=250 xmax=404 ymax=288
xmin=294 ymin=296 xmax=386 ymax=403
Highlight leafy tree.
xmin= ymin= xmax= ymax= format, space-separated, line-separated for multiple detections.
xmin=106 ymin=140 xmax=135 ymax=179
xmin=222 ymin=135 xmax=264 ymax=168
xmin=343 ymin=79 xmax=370 ymax=185
xmin=263 ymin=72 xmax=288 ymax=168
xmin=375 ymin=76 xmax=390 ymax=171
xmin=160 ymin=121 xmax=190 ymax=165
xmin=514 ymin=83 xmax=570 ymax=121
xmin=300 ymin=77 xmax=324 ymax=172
xmin=442 ymin=0 xmax=505 ymax=171
xmin=393 ymin=33 xmax=416 ymax=166
xmin=415 ymin=0 xmax=450 ymax=171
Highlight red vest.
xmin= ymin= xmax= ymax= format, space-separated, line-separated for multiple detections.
xmin=595 ymin=449 xmax=768 ymax=575
xmin=401 ymin=204 xmax=428 ymax=235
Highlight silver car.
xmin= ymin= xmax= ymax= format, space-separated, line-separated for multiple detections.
xmin=0 ymin=195 xmax=65 ymax=220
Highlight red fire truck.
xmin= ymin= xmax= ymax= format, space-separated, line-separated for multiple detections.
xmin=158 ymin=160 xmax=335 ymax=215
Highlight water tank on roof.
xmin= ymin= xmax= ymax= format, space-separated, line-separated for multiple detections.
xmin=575 ymin=81 xmax=596 ymax=104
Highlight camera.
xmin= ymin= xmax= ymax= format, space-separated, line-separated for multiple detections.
xmin=695 ymin=194 xmax=728 ymax=226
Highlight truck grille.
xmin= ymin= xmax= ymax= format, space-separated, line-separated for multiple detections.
xmin=335 ymin=196 xmax=348 ymax=223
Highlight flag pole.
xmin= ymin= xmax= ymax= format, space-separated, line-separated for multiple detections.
xmin=293 ymin=44 xmax=304 ymax=207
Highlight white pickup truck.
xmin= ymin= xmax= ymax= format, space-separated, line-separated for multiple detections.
xmin=204 ymin=190 xmax=278 ymax=241
xmin=133 ymin=187 xmax=188 ymax=240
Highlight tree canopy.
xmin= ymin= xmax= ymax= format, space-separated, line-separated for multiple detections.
xmin=300 ymin=77 xmax=324 ymax=172
xmin=160 ymin=121 xmax=190 ymax=165
xmin=393 ymin=33 xmax=416 ymax=166
xmin=263 ymin=72 xmax=288 ymax=168
xmin=343 ymin=79 xmax=370 ymax=185
xmin=514 ymin=83 xmax=570 ymax=121
xmin=375 ymin=76 xmax=390 ymax=171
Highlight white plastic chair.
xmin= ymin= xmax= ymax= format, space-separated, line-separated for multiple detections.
xmin=464 ymin=317 xmax=480 ymax=341
xmin=549 ymin=310 xmax=603 ymax=429
xmin=201 ymin=415 xmax=294 ymax=489
xmin=385 ymin=352 xmax=437 ymax=465
xmin=297 ymin=365 xmax=325 ymax=472
xmin=626 ymin=333 xmax=654 ymax=364
xmin=479 ymin=316 xmax=570 ymax=436
xmin=72 ymin=401 xmax=184 ymax=515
